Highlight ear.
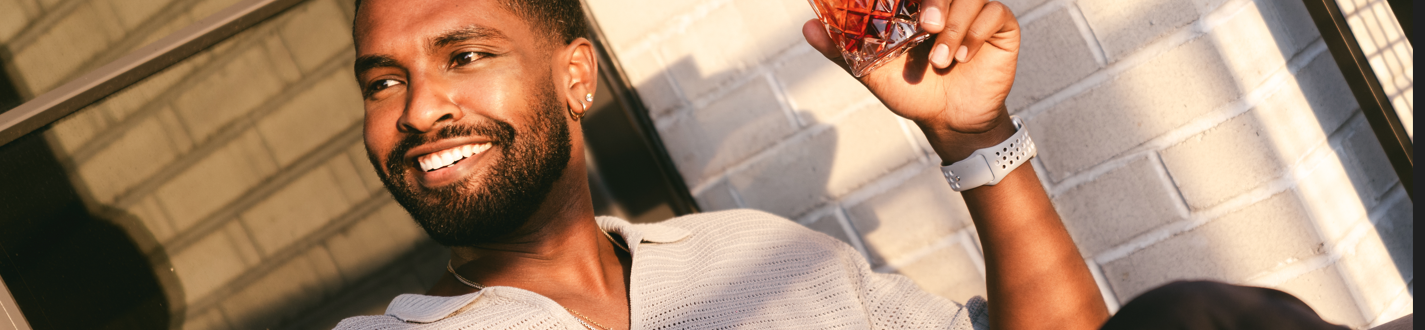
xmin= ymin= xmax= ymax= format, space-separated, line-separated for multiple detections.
xmin=561 ymin=38 xmax=599 ymax=120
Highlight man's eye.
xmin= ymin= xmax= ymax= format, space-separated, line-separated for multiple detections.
xmin=364 ymin=79 xmax=403 ymax=98
xmin=451 ymin=52 xmax=482 ymax=67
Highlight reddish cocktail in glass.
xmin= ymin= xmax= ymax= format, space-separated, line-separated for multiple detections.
xmin=808 ymin=0 xmax=931 ymax=77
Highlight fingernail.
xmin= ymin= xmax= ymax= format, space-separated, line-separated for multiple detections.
xmin=921 ymin=7 xmax=942 ymax=27
xmin=955 ymin=45 xmax=969 ymax=62
xmin=932 ymin=44 xmax=950 ymax=66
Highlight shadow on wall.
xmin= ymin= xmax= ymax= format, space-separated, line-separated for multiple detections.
xmin=0 ymin=131 xmax=179 ymax=330
xmin=1022 ymin=0 xmax=1409 ymax=326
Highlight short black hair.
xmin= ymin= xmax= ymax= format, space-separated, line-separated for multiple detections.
xmin=354 ymin=0 xmax=590 ymax=45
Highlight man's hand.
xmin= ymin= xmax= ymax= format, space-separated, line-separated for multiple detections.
xmin=803 ymin=2 xmax=1111 ymax=329
xmin=803 ymin=0 xmax=1019 ymax=160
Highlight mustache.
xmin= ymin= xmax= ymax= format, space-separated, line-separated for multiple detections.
xmin=386 ymin=121 xmax=517 ymax=173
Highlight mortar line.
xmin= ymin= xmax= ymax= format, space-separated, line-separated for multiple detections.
xmin=1064 ymin=2 xmax=1107 ymax=67
xmin=1013 ymin=0 xmax=1067 ymax=25
xmin=957 ymin=229 xmax=986 ymax=277
xmin=833 ymin=206 xmax=874 ymax=260
xmin=1018 ymin=0 xmax=1255 ymax=120
xmin=1091 ymin=118 xmax=1354 ymax=264
xmin=874 ymin=231 xmax=962 ymax=273
xmin=152 ymin=123 xmax=364 ymax=258
xmin=763 ymin=72 xmax=804 ymax=129
xmin=1086 ymin=258 xmax=1120 ymax=314
xmin=4 ymin=0 xmax=90 ymax=52
xmin=182 ymin=189 xmax=396 ymax=317
xmin=102 ymin=52 xmax=354 ymax=210
xmin=616 ymin=0 xmax=734 ymax=59
xmin=684 ymin=95 xmax=882 ymax=193
xmin=1041 ymin=38 xmax=1325 ymax=189
xmin=65 ymin=25 xmax=329 ymax=164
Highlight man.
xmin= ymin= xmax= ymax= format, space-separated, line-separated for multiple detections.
xmin=336 ymin=0 xmax=1348 ymax=329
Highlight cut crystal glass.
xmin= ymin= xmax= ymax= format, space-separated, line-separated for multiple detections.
xmin=808 ymin=0 xmax=931 ymax=77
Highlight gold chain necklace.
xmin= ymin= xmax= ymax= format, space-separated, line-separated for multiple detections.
xmin=446 ymin=229 xmax=629 ymax=330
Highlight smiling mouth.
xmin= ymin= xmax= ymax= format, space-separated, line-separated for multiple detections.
xmin=416 ymin=143 xmax=493 ymax=172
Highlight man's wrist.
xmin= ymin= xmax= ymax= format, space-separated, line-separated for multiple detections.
xmin=916 ymin=108 xmax=1018 ymax=165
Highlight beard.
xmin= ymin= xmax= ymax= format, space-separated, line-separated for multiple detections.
xmin=374 ymin=82 xmax=572 ymax=247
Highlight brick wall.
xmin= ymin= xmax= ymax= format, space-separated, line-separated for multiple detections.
xmin=0 ymin=0 xmax=1410 ymax=328
xmin=587 ymin=0 xmax=1411 ymax=328
xmin=3 ymin=0 xmax=449 ymax=328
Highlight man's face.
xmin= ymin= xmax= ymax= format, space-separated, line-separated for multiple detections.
xmin=354 ymin=0 xmax=573 ymax=246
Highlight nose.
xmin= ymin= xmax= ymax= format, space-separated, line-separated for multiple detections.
xmin=398 ymin=76 xmax=464 ymax=133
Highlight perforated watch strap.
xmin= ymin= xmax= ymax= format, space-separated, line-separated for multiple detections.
xmin=941 ymin=116 xmax=1036 ymax=192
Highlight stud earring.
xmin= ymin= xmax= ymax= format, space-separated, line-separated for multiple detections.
xmin=586 ymin=93 xmax=594 ymax=102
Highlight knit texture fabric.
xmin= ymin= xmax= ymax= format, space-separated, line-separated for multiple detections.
xmin=335 ymin=209 xmax=989 ymax=329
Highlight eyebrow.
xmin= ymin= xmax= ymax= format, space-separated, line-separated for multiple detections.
xmin=430 ymin=25 xmax=508 ymax=50
xmin=352 ymin=25 xmax=509 ymax=80
xmin=353 ymin=54 xmax=400 ymax=82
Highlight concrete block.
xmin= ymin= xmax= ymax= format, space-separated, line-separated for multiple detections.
xmin=127 ymin=196 xmax=179 ymax=242
xmin=1000 ymin=0 xmax=1053 ymax=14
xmin=11 ymin=2 xmax=119 ymax=93
xmin=1206 ymin=2 xmax=1291 ymax=91
xmin=1052 ymin=156 xmax=1184 ymax=257
xmin=1337 ymin=115 xmax=1397 ymax=204
xmin=1005 ymin=8 xmax=1101 ymax=112
xmin=102 ymin=56 xmax=203 ymax=122
xmin=181 ymin=308 xmax=233 ymax=330
xmin=619 ymin=40 xmax=686 ymax=120
xmin=1294 ymin=147 xmax=1371 ymax=243
xmin=220 ymin=245 xmax=345 ymax=330
xmin=345 ymin=143 xmax=386 ymax=192
xmin=1252 ymin=0 xmax=1321 ymax=57
xmin=75 ymin=114 xmax=184 ymax=203
xmin=104 ymin=0 xmax=172 ymax=30
xmin=656 ymin=0 xmax=809 ymax=101
xmin=170 ymin=220 xmax=262 ymax=303
xmin=277 ymin=0 xmax=350 ymax=73
xmin=728 ymin=104 xmax=918 ymax=218
xmin=173 ymin=44 xmax=289 ymax=142
xmin=1030 ymin=37 xmax=1241 ymax=180
xmin=156 ymin=129 xmax=279 ymax=231
xmin=1335 ymin=197 xmax=1412 ymax=318
xmin=657 ymin=77 xmax=795 ymax=186
xmin=1160 ymin=113 xmax=1286 ymax=210
xmin=261 ymin=34 xmax=303 ymax=84
xmin=1274 ymin=264 xmax=1368 ymax=328
xmin=240 ymin=165 xmax=358 ymax=254
xmin=256 ymin=70 xmax=363 ymax=166
xmin=1251 ymin=55 xmax=1355 ymax=168
xmin=892 ymin=243 xmax=986 ymax=303
xmin=803 ymin=210 xmax=857 ymax=249
xmin=1101 ymin=191 xmax=1322 ymax=301
xmin=325 ymin=148 xmax=374 ymax=204
xmin=1079 ymin=0 xmax=1198 ymax=62
xmin=774 ymin=48 xmax=875 ymax=124
xmin=583 ymin=0 xmax=697 ymax=52
xmin=46 ymin=104 xmax=112 ymax=154
xmin=324 ymin=200 xmax=427 ymax=283
xmin=693 ymin=179 xmax=741 ymax=211
xmin=0 ymin=0 xmax=33 ymax=43
xmin=847 ymin=166 xmax=971 ymax=267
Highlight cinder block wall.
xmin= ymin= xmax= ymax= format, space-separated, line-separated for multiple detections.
xmin=0 ymin=0 xmax=1410 ymax=328
xmin=5 ymin=0 xmax=446 ymax=329
xmin=586 ymin=0 xmax=1412 ymax=328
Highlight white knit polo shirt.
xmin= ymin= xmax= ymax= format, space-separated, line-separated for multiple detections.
xmin=335 ymin=209 xmax=989 ymax=329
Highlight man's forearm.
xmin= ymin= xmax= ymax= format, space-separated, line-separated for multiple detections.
xmin=920 ymin=112 xmax=1109 ymax=329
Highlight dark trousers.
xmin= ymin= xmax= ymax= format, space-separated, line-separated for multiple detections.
xmin=1100 ymin=281 xmax=1349 ymax=330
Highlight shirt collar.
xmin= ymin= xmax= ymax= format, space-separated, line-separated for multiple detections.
xmin=596 ymin=216 xmax=691 ymax=255
xmin=383 ymin=216 xmax=692 ymax=323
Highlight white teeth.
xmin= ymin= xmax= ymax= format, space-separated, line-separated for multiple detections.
xmin=417 ymin=143 xmax=492 ymax=172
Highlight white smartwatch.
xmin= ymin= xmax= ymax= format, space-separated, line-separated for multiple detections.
xmin=941 ymin=115 xmax=1036 ymax=191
